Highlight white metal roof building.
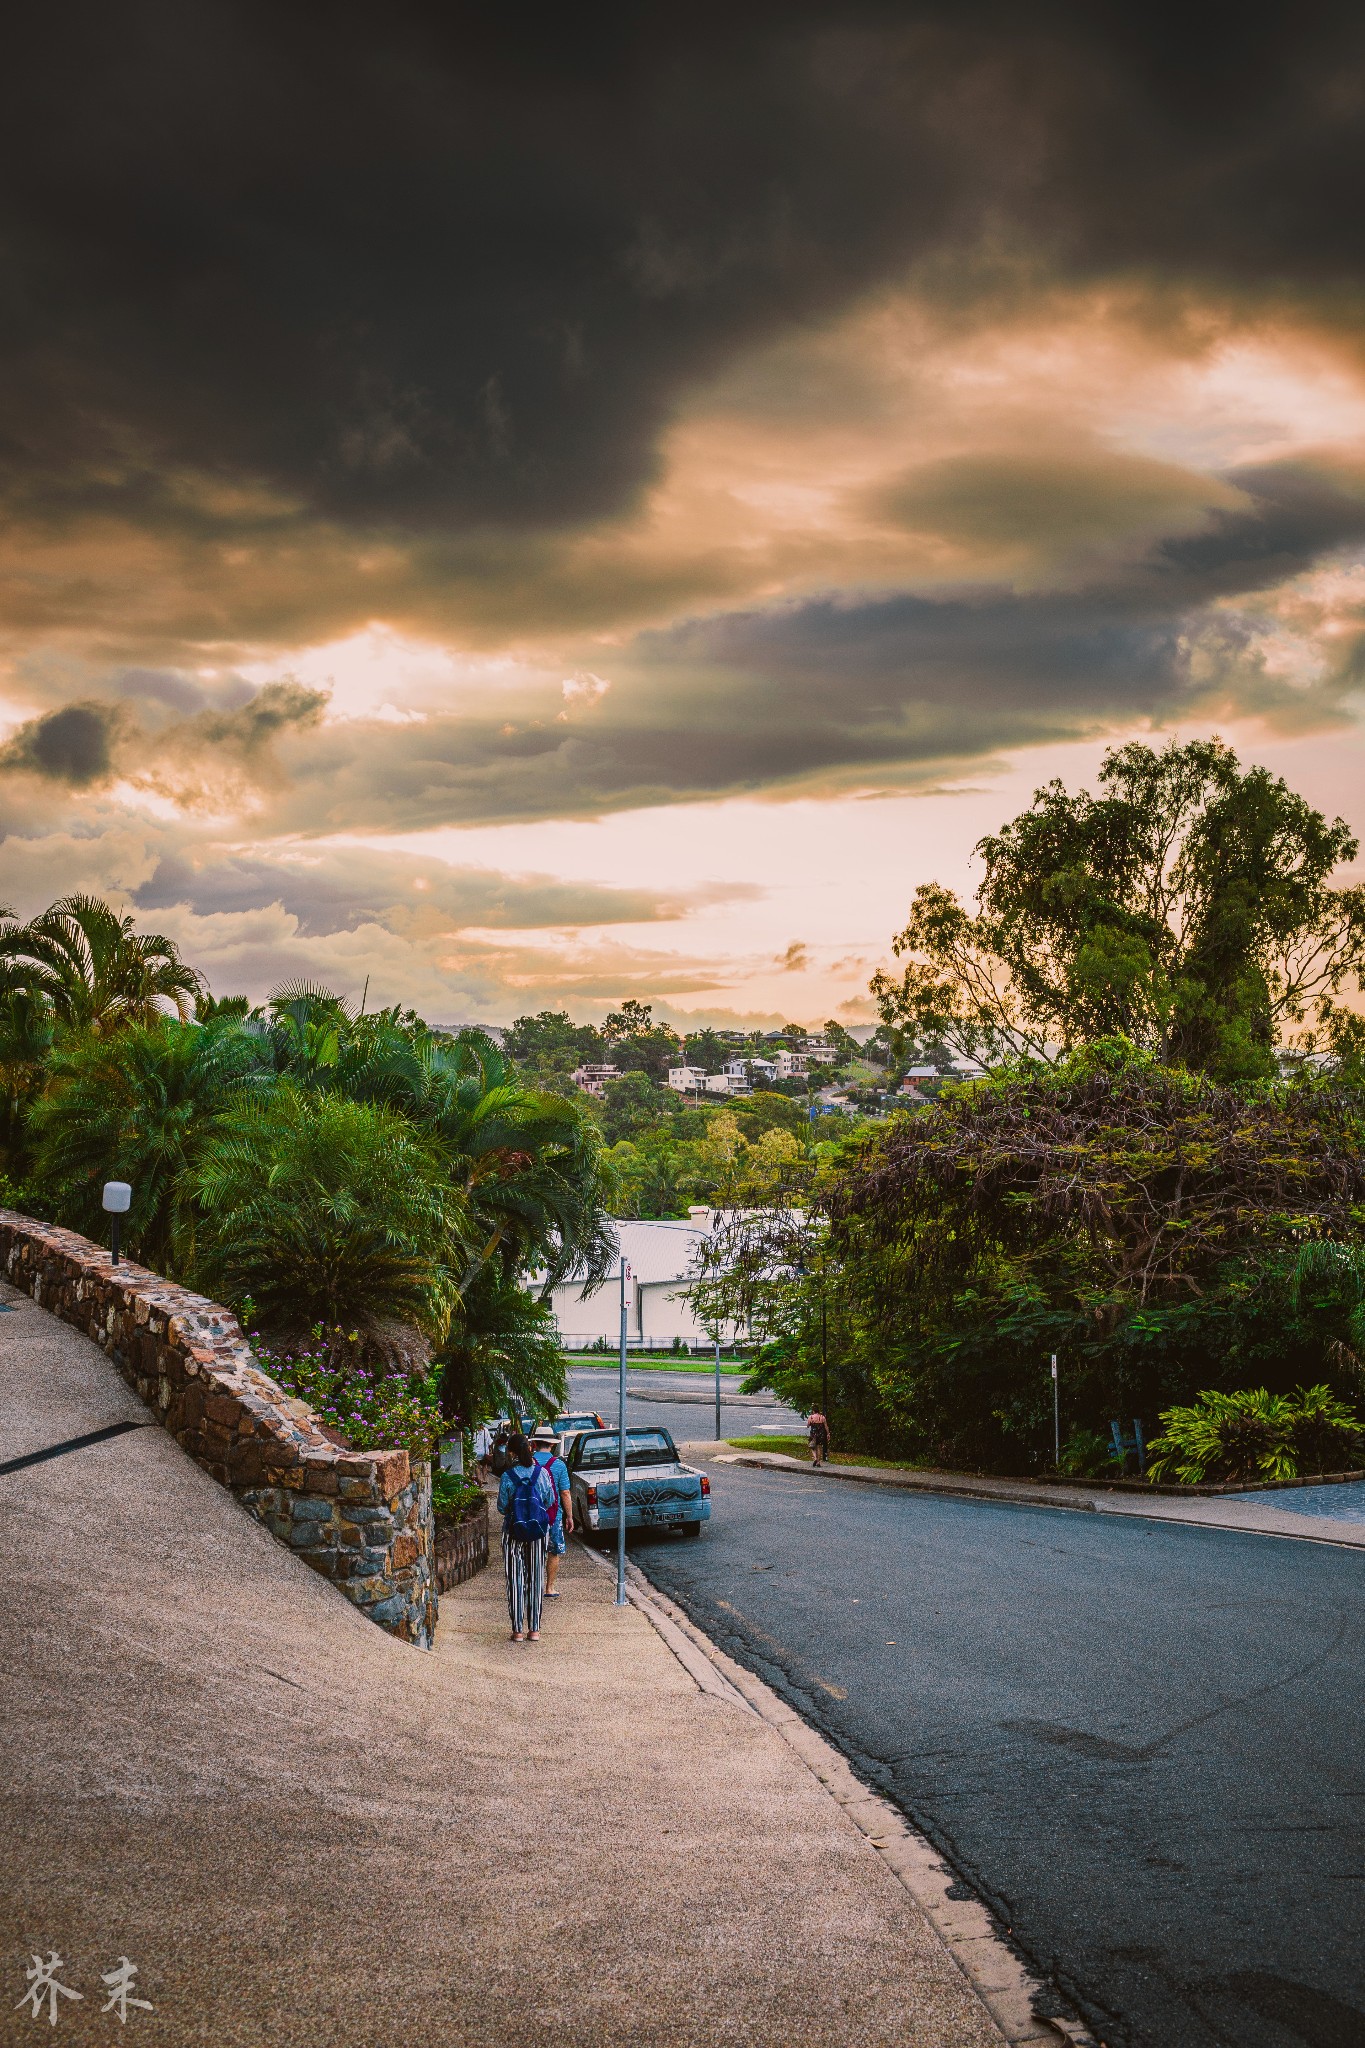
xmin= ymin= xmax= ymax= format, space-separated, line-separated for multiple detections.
xmin=547 ymin=1211 xmax=738 ymax=1350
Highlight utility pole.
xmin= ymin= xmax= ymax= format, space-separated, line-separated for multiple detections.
xmin=616 ymin=1256 xmax=629 ymax=1606
xmin=1051 ymin=1353 xmax=1060 ymax=1469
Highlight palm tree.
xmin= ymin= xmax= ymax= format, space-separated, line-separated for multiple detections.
xmin=419 ymin=1029 xmax=614 ymax=1283
xmin=413 ymin=1029 xmax=613 ymax=1420
xmin=184 ymin=1084 xmax=466 ymax=1355
xmin=27 ymin=1014 xmax=268 ymax=1264
xmin=5 ymin=895 xmax=203 ymax=1034
xmin=0 ymin=989 xmax=54 ymax=1184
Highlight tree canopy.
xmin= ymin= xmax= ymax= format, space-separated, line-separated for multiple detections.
xmin=872 ymin=738 xmax=1365 ymax=1083
xmin=825 ymin=1044 xmax=1365 ymax=1469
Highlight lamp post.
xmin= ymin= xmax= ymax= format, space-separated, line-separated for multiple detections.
xmin=102 ymin=1182 xmax=132 ymax=1268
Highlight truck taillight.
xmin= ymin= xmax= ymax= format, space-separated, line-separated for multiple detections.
xmin=586 ymin=1484 xmax=598 ymax=1505
xmin=700 ymin=1475 xmax=710 ymax=1496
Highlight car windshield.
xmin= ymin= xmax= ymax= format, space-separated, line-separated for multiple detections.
xmin=575 ymin=1430 xmax=677 ymax=1470
xmin=555 ymin=1415 xmax=598 ymax=1433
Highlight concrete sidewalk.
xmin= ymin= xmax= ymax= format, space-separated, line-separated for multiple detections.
xmin=0 ymin=1281 xmax=1015 ymax=2047
xmin=707 ymin=1445 xmax=1365 ymax=1549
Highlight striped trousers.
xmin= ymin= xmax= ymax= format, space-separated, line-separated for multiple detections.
xmin=502 ymin=1530 xmax=548 ymax=1634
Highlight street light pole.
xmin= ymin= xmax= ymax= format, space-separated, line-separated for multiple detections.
xmin=714 ymin=1335 xmax=721 ymax=1444
xmin=616 ymin=1255 xmax=629 ymax=1606
xmin=1051 ymin=1352 xmax=1060 ymax=1469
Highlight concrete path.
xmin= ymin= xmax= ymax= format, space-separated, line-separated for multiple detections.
xmin=0 ymin=1283 xmax=1006 ymax=2047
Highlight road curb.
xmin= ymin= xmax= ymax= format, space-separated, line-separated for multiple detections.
xmin=585 ymin=1539 xmax=1097 ymax=2048
xmin=707 ymin=1449 xmax=1365 ymax=1549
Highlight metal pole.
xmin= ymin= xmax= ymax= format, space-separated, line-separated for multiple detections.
xmin=111 ymin=1216 xmax=121 ymax=1270
xmin=714 ymin=1336 xmax=721 ymax=1444
xmin=1051 ymin=1353 xmax=1059 ymax=1468
xmin=616 ymin=1255 xmax=628 ymax=1606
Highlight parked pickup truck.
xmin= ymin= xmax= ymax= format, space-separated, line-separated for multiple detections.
xmin=567 ymin=1427 xmax=711 ymax=1543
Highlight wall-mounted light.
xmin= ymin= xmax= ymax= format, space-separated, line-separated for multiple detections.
xmin=102 ymin=1182 xmax=132 ymax=1269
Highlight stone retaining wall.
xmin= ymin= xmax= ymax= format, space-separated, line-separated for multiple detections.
xmin=0 ymin=1210 xmax=436 ymax=1647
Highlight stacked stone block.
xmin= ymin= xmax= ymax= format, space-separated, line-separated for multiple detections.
xmin=0 ymin=1210 xmax=436 ymax=1647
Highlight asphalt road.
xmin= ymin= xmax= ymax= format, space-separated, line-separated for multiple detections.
xmin=566 ymin=1362 xmax=804 ymax=1444
xmin=626 ymin=1459 xmax=1365 ymax=2048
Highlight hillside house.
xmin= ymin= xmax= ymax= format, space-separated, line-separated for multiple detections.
xmin=571 ymin=1062 xmax=620 ymax=1098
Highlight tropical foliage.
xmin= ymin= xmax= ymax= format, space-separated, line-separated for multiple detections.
xmin=0 ymin=897 xmax=614 ymax=1446
xmin=1146 ymin=1386 xmax=1365 ymax=1485
xmin=701 ymin=1042 xmax=1365 ymax=1475
xmin=186 ymin=1084 xmax=464 ymax=1350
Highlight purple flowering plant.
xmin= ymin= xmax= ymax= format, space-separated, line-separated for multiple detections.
xmin=246 ymin=1316 xmax=443 ymax=1464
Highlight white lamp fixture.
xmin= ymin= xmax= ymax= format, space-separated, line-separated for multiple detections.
xmin=102 ymin=1181 xmax=132 ymax=1268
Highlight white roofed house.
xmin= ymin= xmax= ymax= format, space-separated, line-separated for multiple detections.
xmin=545 ymin=1210 xmax=739 ymax=1350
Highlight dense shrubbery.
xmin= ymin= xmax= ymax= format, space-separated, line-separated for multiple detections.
xmin=703 ymin=1043 xmax=1365 ymax=1475
xmin=0 ymin=897 xmax=614 ymax=1447
xmin=825 ymin=1045 xmax=1365 ymax=1472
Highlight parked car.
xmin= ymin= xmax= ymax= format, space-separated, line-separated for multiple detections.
xmin=554 ymin=1411 xmax=606 ymax=1454
xmin=567 ymin=1427 xmax=711 ymax=1542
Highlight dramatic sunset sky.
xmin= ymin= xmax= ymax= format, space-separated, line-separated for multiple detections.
xmin=3 ymin=3 xmax=1364 ymax=1027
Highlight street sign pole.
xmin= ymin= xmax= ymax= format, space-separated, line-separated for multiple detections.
xmin=1051 ymin=1353 xmax=1060 ymax=1469
xmin=714 ymin=1336 xmax=721 ymax=1444
xmin=616 ymin=1256 xmax=629 ymax=1606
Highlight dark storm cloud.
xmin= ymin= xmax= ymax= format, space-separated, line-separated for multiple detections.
xmin=0 ymin=702 xmax=128 ymax=785
xmin=132 ymin=846 xmax=710 ymax=934
xmin=2 ymin=1 xmax=1363 ymax=544
xmin=0 ymin=677 xmax=326 ymax=801
xmin=239 ymin=454 xmax=1365 ymax=828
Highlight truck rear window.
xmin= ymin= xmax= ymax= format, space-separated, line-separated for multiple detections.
xmin=576 ymin=1431 xmax=676 ymax=1469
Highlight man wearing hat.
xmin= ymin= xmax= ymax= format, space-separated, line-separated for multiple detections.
xmin=530 ymin=1423 xmax=573 ymax=1598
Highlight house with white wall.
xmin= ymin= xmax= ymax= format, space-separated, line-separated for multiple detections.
xmin=666 ymin=1065 xmax=708 ymax=1093
xmin=571 ymin=1062 xmax=620 ymax=1098
xmin=545 ymin=1211 xmax=739 ymax=1349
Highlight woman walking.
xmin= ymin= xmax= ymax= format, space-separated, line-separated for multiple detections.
xmin=497 ymin=1433 xmax=557 ymax=1641
xmin=806 ymin=1408 xmax=831 ymax=1467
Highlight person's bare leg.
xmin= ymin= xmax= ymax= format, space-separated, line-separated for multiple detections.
xmin=546 ymin=1550 xmax=560 ymax=1594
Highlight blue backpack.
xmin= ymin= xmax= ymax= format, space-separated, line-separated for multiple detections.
xmin=507 ymin=1462 xmax=556 ymax=1542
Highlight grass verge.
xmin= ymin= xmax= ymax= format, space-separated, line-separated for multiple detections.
xmin=725 ymin=1435 xmax=932 ymax=1472
xmin=570 ymin=1353 xmax=754 ymax=1377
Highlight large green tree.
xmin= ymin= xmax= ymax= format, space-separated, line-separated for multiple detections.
xmin=827 ymin=1044 xmax=1365 ymax=1470
xmin=185 ymin=1084 xmax=464 ymax=1354
xmin=872 ymin=739 xmax=1365 ymax=1082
